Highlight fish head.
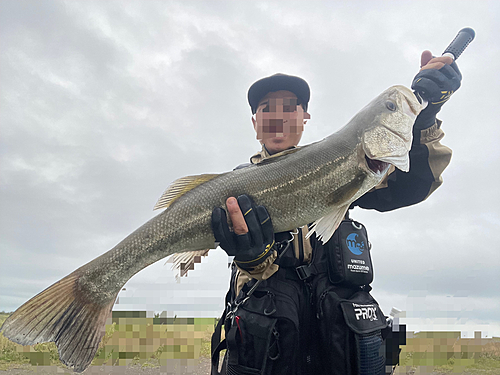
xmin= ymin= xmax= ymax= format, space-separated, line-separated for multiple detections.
xmin=360 ymin=85 xmax=424 ymax=174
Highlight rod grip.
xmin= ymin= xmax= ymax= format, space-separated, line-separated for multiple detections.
xmin=442 ymin=27 xmax=475 ymax=61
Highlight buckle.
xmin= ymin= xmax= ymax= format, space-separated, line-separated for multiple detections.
xmin=296 ymin=265 xmax=312 ymax=280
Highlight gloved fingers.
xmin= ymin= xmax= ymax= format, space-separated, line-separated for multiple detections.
xmin=412 ymin=69 xmax=461 ymax=104
xmin=424 ymin=69 xmax=449 ymax=87
xmin=211 ymin=207 xmax=237 ymax=255
xmin=235 ymin=233 xmax=251 ymax=251
xmin=449 ymin=60 xmax=462 ymax=79
xmin=420 ymin=55 xmax=461 ymax=80
xmin=256 ymin=205 xmax=274 ymax=245
xmin=412 ymin=75 xmax=442 ymax=101
xmin=413 ymin=61 xmax=461 ymax=87
xmin=236 ymin=195 xmax=263 ymax=247
xmin=439 ymin=64 xmax=462 ymax=89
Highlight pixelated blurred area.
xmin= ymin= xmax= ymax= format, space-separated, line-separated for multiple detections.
xmin=393 ymin=331 xmax=500 ymax=374
xmin=0 ymin=311 xmax=217 ymax=374
xmin=167 ymin=250 xmax=210 ymax=279
xmin=2 ymin=309 xmax=499 ymax=374
xmin=254 ymin=97 xmax=308 ymax=141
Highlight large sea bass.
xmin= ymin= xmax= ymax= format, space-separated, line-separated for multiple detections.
xmin=1 ymin=85 xmax=422 ymax=372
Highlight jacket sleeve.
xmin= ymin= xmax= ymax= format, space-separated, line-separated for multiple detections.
xmin=353 ymin=119 xmax=452 ymax=212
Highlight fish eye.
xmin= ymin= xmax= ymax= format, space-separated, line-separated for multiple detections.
xmin=385 ymin=101 xmax=397 ymax=111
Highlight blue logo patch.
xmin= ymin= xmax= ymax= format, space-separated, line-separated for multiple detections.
xmin=346 ymin=233 xmax=365 ymax=255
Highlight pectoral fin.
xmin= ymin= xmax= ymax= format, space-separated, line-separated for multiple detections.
xmin=306 ymin=204 xmax=350 ymax=244
xmin=154 ymin=174 xmax=222 ymax=210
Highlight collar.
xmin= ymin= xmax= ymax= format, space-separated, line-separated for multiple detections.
xmin=250 ymin=144 xmax=300 ymax=164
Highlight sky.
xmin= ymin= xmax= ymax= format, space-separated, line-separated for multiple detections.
xmin=1 ymin=0 xmax=499 ymax=338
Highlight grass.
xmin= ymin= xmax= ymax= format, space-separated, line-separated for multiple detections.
xmin=2 ymin=312 xmax=499 ymax=373
xmin=394 ymin=331 xmax=500 ymax=374
xmin=0 ymin=311 xmax=216 ymax=371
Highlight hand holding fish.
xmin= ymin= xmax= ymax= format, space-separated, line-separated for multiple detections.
xmin=212 ymin=195 xmax=275 ymax=270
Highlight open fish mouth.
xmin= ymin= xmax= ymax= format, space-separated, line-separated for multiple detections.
xmin=362 ymin=122 xmax=411 ymax=173
xmin=365 ymin=156 xmax=390 ymax=175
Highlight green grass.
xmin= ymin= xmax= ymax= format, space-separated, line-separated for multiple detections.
xmin=0 ymin=311 xmax=215 ymax=371
xmin=394 ymin=332 xmax=500 ymax=374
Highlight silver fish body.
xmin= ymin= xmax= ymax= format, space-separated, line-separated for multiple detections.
xmin=0 ymin=85 xmax=422 ymax=372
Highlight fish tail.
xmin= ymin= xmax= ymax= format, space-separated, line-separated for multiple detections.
xmin=0 ymin=270 xmax=115 ymax=373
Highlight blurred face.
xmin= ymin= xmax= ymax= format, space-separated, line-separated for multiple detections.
xmin=252 ymin=90 xmax=310 ymax=155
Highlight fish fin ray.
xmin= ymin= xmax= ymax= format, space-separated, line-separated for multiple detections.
xmin=153 ymin=174 xmax=221 ymax=210
xmin=306 ymin=204 xmax=350 ymax=244
xmin=0 ymin=271 xmax=115 ymax=373
xmin=166 ymin=250 xmax=210 ymax=278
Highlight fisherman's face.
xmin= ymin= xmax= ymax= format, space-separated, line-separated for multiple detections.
xmin=252 ymin=90 xmax=310 ymax=155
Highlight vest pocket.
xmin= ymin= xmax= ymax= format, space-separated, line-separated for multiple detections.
xmin=316 ymin=288 xmax=388 ymax=375
xmin=225 ymin=290 xmax=299 ymax=375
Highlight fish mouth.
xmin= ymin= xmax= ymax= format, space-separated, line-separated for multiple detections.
xmin=365 ymin=156 xmax=390 ymax=175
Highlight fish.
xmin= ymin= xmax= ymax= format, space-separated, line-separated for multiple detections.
xmin=0 ymin=85 xmax=423 ymax=372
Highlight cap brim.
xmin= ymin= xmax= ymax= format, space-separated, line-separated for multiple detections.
xmin=248 ymin=74 xmax=310 ymax=114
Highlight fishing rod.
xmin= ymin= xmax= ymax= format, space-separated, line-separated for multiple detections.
xmin=414 ymin=27 xmax=475 ymax=104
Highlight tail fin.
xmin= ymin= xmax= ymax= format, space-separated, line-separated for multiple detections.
xmin=0 ymin=271 xmax=116 ymax=373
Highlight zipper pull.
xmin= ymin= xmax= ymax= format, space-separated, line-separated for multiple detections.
xmin=316 ymin=290 xmax=329 ymax=319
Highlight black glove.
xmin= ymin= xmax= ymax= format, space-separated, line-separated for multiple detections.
xmin=411 ymin=60 xmax=462 ymax=129
xmin=211 ymin=195 xmax=275 ymax=270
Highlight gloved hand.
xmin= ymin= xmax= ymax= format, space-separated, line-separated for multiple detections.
xmin=211 ymin=195 xmax=275 ymax=270
xmin=411 ymin=51 xmax=462 ymax=129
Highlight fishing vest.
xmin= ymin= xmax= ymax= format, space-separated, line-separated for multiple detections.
xmin=212 ymin=216 xmax=405 ymax=375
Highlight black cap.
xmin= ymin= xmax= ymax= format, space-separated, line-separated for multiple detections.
xmin=247 ymin=73 xmax=310 ymax=114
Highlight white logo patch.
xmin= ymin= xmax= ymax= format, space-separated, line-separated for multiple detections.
xmin=353 ymin=304 xmax=378 ymax=321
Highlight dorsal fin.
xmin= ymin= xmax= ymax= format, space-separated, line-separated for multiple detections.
xmin=153 ymin=173 xmax=221 ymax=210
xmin=257 ymin=147 xmax=302 ymax=165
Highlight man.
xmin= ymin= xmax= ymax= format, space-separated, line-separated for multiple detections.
xmin=210 ymin=51 xmax=461 ymax=375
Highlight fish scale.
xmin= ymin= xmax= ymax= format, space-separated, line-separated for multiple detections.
xmin=0 ymin=85 xmax=422 ymax=373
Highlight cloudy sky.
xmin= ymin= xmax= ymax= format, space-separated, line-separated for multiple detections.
xmin=1 ymin=1 xmax=499 ymax=337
